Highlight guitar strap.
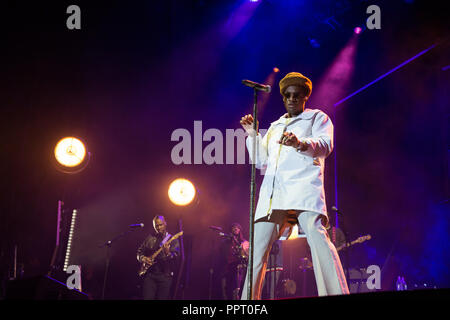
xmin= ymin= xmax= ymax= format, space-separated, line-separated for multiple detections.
xmin=160 ymin=233 xmax=171 ymax=246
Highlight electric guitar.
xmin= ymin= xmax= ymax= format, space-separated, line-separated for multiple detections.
xmin=336 ymin=234 xmax=371 ymax=252
xmin=138 ymin=231 xmax=183 ymax=277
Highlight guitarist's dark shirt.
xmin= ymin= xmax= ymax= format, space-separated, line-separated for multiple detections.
xmin=137 ymin=232 xmax=180 ymax=276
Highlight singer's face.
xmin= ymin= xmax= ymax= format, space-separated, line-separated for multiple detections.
xmin=283 ymin=85 xmax=308 ymax=117
xmin=154 ymin=218 xmax=166 ymax=234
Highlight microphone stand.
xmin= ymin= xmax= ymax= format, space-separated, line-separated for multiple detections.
xmin=208 ymin=236 xmax=215 ymax=300
xmin=173 ymin=217 xmax=185 ymax=299
xmin=247 ymin=88 xmax=258 ymax=300
xmin=99 ymin=228 xmax=138 ymax=300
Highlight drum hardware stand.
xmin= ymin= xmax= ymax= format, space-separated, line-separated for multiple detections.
xmin=299 ymin=257 xmax=313 ymax=297
xmin=266 ymin=241 xmax=281 ymax=299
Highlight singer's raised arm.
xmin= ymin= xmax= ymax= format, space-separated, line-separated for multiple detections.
xmin=245 ymin=126 xmax=272 ymax=169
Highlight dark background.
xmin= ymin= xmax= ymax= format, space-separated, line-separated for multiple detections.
xmin=1 ymin=0 xmax=448 ymax=299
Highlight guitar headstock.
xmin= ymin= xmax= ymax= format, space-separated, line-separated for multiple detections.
xmin=356 ymin=234 xmax=371 ymax=243
xmin=176 ymin=231 xmax=184 ymax=238
xmin=169 ymin=231 xmax=184 ymax=241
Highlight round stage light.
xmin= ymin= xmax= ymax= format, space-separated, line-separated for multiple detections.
xmin=168 ymin=178 xmax=196 ymax=206
xmin=273 ymin=67 xmax=280 ymax=73
xmin=54 ymin=137 xmax=86 ymax=167
xmin=354 ymin=26 xmax=362 ymax=34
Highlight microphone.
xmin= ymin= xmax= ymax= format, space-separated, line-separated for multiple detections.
xmin=209 ymin=226 xmax=232 ymax=238
xmin=129 ymin=223 xmax=144 ymax=228
xmin=219 ymin=232 xmax=232 ymax=239
xmin=331 ymin=206 xmax=343 ymax=215
xmin=242 ymin=79 xmax=271 ymax=93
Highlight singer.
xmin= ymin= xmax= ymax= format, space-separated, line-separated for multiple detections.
xmin=239 ymin=72 xmax=349 ymax=299
xmin=136 ymin=215 xmax=180 ymax=300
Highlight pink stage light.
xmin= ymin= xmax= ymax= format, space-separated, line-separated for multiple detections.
xmin=308 ymin=34 xmax=359 ymax=112
xmin=354 ymin=27 xmax=362 ymax=34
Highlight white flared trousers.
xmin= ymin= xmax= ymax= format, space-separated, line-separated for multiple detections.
xmin=241 ymin=211 xmax=349 ymax=300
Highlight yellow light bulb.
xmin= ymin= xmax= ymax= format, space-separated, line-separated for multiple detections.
xmin=168 ymin=178 xmax=196 ymax=206
xmin=54 ymin=137 xmax=86 ymax=167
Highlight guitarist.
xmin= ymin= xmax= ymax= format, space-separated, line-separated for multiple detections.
xmin=137 ymin=215 xmax=180 ymax=300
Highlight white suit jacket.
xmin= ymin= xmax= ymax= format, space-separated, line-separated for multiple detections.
xmin=246 ymin=108 xmax=334 ymax=224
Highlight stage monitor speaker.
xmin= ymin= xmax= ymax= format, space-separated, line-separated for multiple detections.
xmin=5 ymin=275 xmax=89 ymax=300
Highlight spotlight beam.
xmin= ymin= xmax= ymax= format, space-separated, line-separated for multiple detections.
xmin=334 ymin=43 xmax=437 ymax=107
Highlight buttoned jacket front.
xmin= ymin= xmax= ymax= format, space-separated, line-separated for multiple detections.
xmin=246 ymin=108 xmax=334 ymax=222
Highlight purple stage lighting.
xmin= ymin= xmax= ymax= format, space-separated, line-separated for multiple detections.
xmin=354 ymin=26 xmax=362 ymax=34
xmin=308 ymin=35 xmax=359 ymax=111
xmin=334 ymin=43 xmax=437 ymax=107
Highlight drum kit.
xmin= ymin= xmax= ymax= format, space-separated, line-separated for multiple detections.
xmin=211 ymin=224 xmax=371 ymax=299
xmin=210 ymin=225 xmax=315 ymax=299
xmin=277 ymin=256 xmax=315 ymax=298
xmin=272 ymin=234 xmax=372 ymax=299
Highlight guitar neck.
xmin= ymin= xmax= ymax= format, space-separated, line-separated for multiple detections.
xmin=337 ymin=240 xmax=357 ymax=251
xmin=149 ymin=233 xmax=180 ymax=260
xmin=336 ymin=235 xmax=370 ymax=252
xmin=151 ymin=247 xmax=164 ymax=260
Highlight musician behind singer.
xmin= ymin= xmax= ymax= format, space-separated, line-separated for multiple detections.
xmin=219 ymin=223 xmax=249 ymax=300
xmin=136 ymin=215 xmax=180 ymax=300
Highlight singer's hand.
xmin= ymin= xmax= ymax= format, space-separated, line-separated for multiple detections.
xmin=240 ymin=114 xmax=258 ymax=137
xmin=278 ymin=132 xmax=307 ymax=151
